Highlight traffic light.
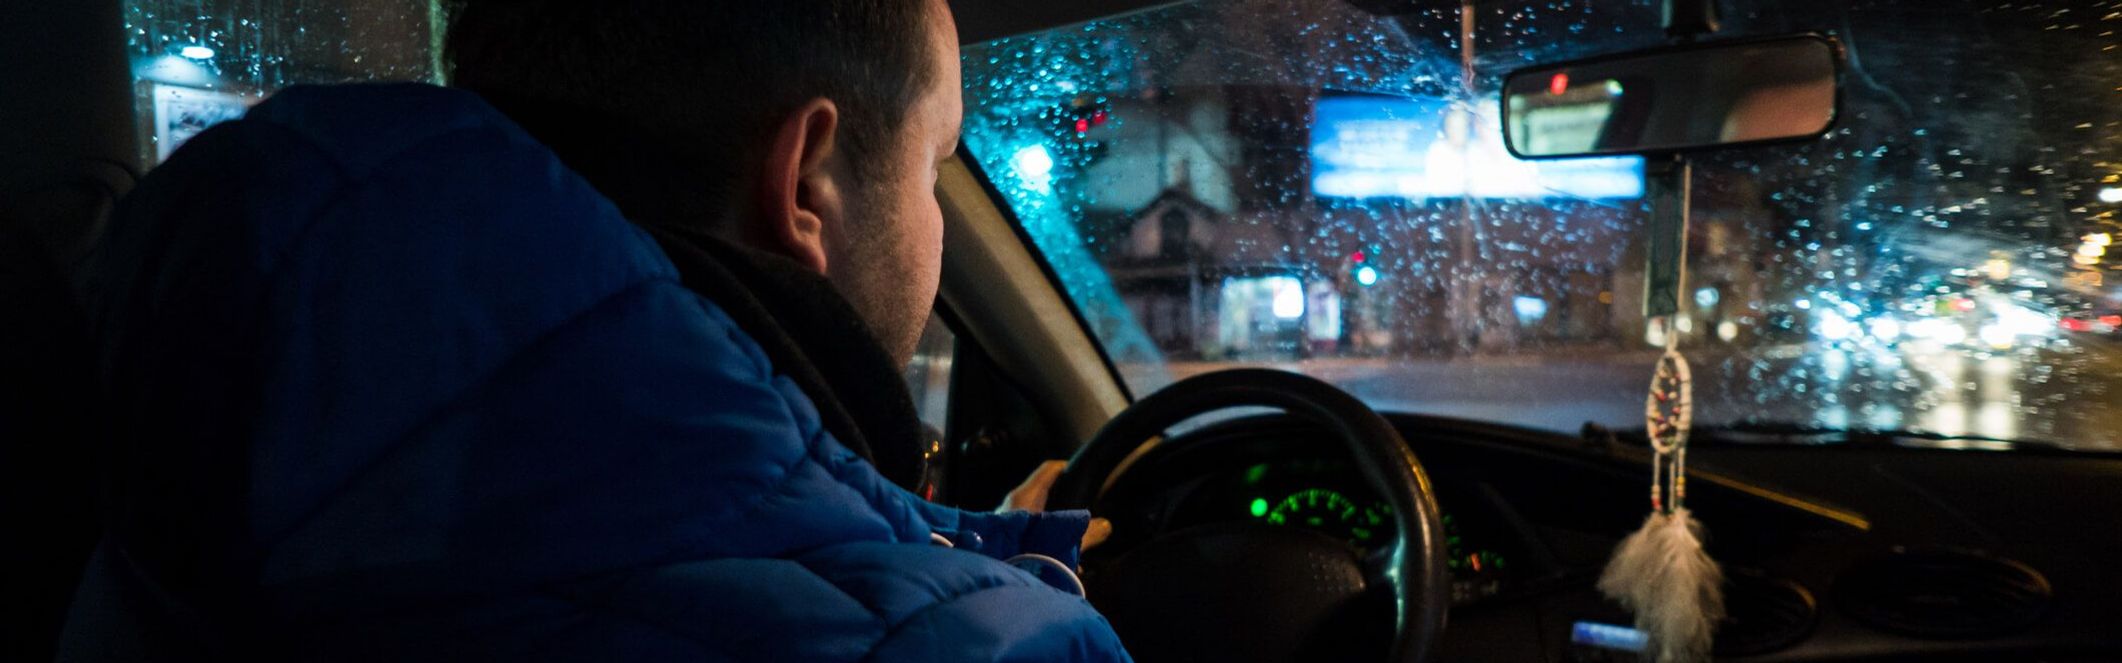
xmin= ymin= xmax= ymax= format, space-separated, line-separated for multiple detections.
xmin=1350 ymin=246 xmax=1380 ymax=287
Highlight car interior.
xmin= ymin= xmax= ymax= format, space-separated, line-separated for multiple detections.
xmin=6 ymin=0 xmax=2122 ymax=662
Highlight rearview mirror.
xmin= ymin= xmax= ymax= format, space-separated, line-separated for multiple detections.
xmin=1502 ymin=34 xmax=1841 ymax=159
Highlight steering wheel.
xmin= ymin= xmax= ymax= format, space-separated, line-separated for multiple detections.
xmin=1050 ymin=369 xmax=1450 ymax=663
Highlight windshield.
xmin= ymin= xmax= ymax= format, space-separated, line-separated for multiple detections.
xmin=960 ymin=0 xmax=2122 ymax=449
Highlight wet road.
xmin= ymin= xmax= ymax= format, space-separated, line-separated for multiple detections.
xmin=1121 ymin=335 xmax=2122 ymax=451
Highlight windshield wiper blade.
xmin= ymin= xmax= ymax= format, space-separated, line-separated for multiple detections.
xmin=1688 ymin=422 xmax=2034 ymax=449
xmin=1590 ymin=421 xmax=2037 ymax=449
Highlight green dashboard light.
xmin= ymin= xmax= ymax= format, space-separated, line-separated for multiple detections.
xmin=1250 ymin=497 xmax=1270 ymax=518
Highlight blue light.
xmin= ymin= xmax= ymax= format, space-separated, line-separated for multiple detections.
xmin=179 ymin=45 xmax=216 ymax=60
xmin=1271 ymin=280 xmax=1306 ymax=320
xmin=1513 ymin=296 xmax=1549 ymax=323
xmin=1355 ymin=265 xmax=1380 ymax=287
xmin=1571 ymin=622 xmax=1648 ymax=653
xmin=1817 ymin=309 xmax=1858 ymax=341
xmin=1011 ymin=144 xmax=1055 ymax=193
xmin=1869 ymin=316 xmax=1903 ymax=342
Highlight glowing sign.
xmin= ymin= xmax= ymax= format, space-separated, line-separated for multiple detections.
xmin=1311 ymin=95 xmax=1643 ymax=201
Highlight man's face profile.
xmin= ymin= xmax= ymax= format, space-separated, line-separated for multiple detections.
xmin=819 ymin=0 xmax=963 ymax=369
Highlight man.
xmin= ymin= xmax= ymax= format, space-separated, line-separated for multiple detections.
xmin=59 ymin=0 xmax=1129 ymax=661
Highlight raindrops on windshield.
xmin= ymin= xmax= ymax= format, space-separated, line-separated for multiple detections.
xmin=963 ymin=0 xmax=2122 ymax=449
xmin=124 ymin=0 xmax=444 ymax=164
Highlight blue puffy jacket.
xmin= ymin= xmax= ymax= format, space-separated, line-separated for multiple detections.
xmin=61 ymin=83 xmax=1132 ymax=663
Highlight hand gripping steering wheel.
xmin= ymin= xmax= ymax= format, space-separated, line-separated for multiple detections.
xmin=1049 ymin=369 xmax=1450 ymax=663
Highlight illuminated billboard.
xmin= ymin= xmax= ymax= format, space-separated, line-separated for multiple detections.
xmin=1310 ymin=94 xmax=1644 ymax=201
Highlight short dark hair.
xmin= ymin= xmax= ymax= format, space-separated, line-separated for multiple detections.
xmin=444 ymin=0 xmax=938 ymax=228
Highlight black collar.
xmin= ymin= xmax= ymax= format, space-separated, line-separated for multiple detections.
xmin=637 ymin=224 xmax=928 ymax=490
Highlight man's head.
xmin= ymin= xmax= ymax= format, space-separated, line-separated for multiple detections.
xmin=446 ymin=0 xmax=962 ymax=367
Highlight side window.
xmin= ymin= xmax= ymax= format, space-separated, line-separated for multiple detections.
xmin=902 ymin=311 xmax=957 ymax=501
xmin=124 ymin=0 xmax=446 ymax=166
xmin=902 ymin=311 xmax=957 ymax=437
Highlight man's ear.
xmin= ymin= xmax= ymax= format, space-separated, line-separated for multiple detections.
xmin=755 ymin=98 xmax=844 ymax=274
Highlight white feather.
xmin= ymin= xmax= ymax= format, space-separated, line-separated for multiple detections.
xmin=1598 ymin=508 xmax=1725 ymax=663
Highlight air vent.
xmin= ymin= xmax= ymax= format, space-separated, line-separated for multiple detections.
xmin=1715 ymin=572 xmax=1817 ymax=656
xmin=1835 ymin=548 xmax=2051 ymax=639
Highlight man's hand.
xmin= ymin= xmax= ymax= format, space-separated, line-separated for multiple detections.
xmin=1000 ymin=460 xmax=1112 ymax=550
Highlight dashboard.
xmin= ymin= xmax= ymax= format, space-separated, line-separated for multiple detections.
xmin=1159 ymin=458 xmax=1518 ymax=606
xmin=1078 ymin=412 xmax=2122 ymax=662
